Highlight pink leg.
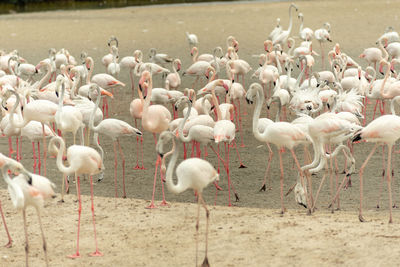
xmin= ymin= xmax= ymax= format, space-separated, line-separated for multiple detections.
xmin=358 ymin=143 xmax=379 ymax=222
xmin=225 ymin=143 xmax=232 ymax=206
xmin=0 ymin=201 xmax=12 ymax=248
xmin=260 ymin=143 xmax=274 ymax=191
xmin=159 ymin=160 xmax=169 ymax=207
xmin=8 ymin=137 xmax=14 ymax=158
xmin=232 ymin=140 xmax=246 ymax=168
xmin=32 ymin=142 xmax=37 ymax=174
xmin=387 ymin=145 xmax=394 ymax=223
xmin=113 ymin=141 xmax=118 ymax=198
xmin=278 ymin=149 xmax=285 ymax=214
xmin=117 ymin=140 xmax=127 ymax=198
xmin=89 ymin=175 xmax=103 ymax=257
xmin=237 ymin=100 xmax=245 ymax=147
xmin=190 ymin=141 xmax=195 ymax=158
xmin=183 ymin=143 xmax=187 ymax=160
xmin=134 ymin=119 xmax=140 ymax=170
xmin=16 ymin=137 xmax=20 ymax=162
xmin=140 ymin=132 xmax=146 ymax=169
xmin=42 ymin=123 xmax=47 ymax=177
xmin=68 ymin=173 xmax=81 ymax=258
xmin=146 ymin=156 xmax=160 ymax=209
xmin=37 ymin=142 xmax=41 ymax=175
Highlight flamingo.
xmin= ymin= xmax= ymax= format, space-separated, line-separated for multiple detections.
xmin=130 ymin=88 xmax=145 ymax=170
xmin=5 ymin=89 xmax=57 ymax=177
xmin=183 ymin=60 xmax=211 ymax=89
xmin=245 ymin=82 xmax=312 ymax=214
xmin=165 ymin=58 xmax=181 ymax=90
xmin=49 ymin=136 xmax=104 ymax=258
xmin=157 ymin=131 xmax=218 ymax=267
xmin=268 ymin=18 xmax=282 ymax=41
xmin=89 ymin=84 xmax=142 ymax=198
xmin=352 ymin=113 xmax=400 ymax=223
xmin=185 ymin=31 xmax=199 ymax=48
xmin=315 ymin=22 xmax=332 ymax=69
xmin=54 ymin=75 xmax=84 ymax=145
xmin=101 ymin=36 xmax=118 ymax=70
xmin=2 ymin=161 xmax=55 ymax=267
xmin=272 ymin=3 xmax=298 ymax=45
xmin=298 ymin=12 xmax=313 ymax=41
xmin=107 ymin=45 xmax=120 ymax=78
xmin=138 ymin=70 xmax=172 ymax=208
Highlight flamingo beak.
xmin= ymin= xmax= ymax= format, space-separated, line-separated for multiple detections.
xmin=101 ymin=90 xmax=114 ymax=99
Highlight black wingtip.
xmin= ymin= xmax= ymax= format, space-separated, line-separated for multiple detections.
xmin=352 ymin=132 xmax=362 ymax=143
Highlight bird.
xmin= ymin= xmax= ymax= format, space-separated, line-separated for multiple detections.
xmin=157 ymin=130 xmax=218 ymax=267
xmin=130 ymin=88 xmax=145 ymax=170
xmin=245 ymin=82 xmax=311 ymax=214
xmin=138 ymin=70 xmax=172 ymax=208
xmin=165 ymin=58 xmax=182 ymax=90
xmin=48 ymin=136 xmax=104 ymax=258
xmin=298 ymin=12 xmax=314 ymax=41
xmin=1 ymin=160 xmax=55 ymax=267
xmin=89 ymin=84 xmax=142 ymax=198
xmin=185 ymin=31 xmax=199 ymax=48
xmin=107 ymin=45 xmax=121 ymax=78
xmin=352 ymin=114 xmax=400 ymax=223
xmin=315 ymin=22 xmax=332 ymax=69
xmin=4 ymin=89 xmax=57 ymax=177
xmin=272 ymin=3 xmax=298 ymax=45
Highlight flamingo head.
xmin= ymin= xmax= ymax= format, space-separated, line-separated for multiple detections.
xmin=190 ymin=47 xmax=196 ymax=57
xmin=139 ymin=71 xmax=151 ymax=91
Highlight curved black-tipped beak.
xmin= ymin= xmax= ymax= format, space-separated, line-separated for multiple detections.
xmin=27 ymin=174 xmax=32 ymax=185
xmin=189 ymin=99 xmax=193 ymax=103
xmin=158 ymin=152 xmax=164 ymax=158
xmin=55 ymin=91 xmax=59 ymax=97
xmin=380 ymin=72 xmax=384 ymax=75
xmin=328 ymin=38 xmax=332 ymax=42
xmin=391 ymin=69 xmax=395 ymax=74
xmin=285 ymin=67 xmax=288 ymax=71
xmin=307 ymin=106 xmax=312 ymax=111
xmin=327 ymin=103 xmax=330 ymax=109
xmin=316 ymin=83 xmax=320 ymax=87
xmin=139 ymin=83 xmax=143 ymax=92
xmin=174 ymin=105 xmax=178 ymax=111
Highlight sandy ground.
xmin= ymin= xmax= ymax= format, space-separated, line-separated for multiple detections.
xmin=0 ymin=0 xmax=400 ymax=266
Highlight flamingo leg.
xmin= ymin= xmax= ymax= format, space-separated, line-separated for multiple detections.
xmin=32 ymin=142 xmax=37 ymax=174
xmin=377 ymin=145 xmax=386 ymax=209
xmin=259 ymin=143 xmax=273 ymax=191
xmin=16 ymin=137 xmax=20 ymax=162
xmin=68 ymin=173 xmax=81 ymax=258
xmin=0 ymin=200 xmax=12 ymax=248
xmin=113 ymin=141 xmax=118 ymax=198
xmin=146 ymin=155 xmax=160 ymax=209
xmin=199 ymin=193 xmax=210 ymax=267
xmin=159 ymin=157 xmax=169 ymax=207
xmin=358 ymin=143 xmax=379 ymax=222
xmin=117 ymin=139 xmax=127 ymax=198
xmin=195 ymin=192 xmax=200 ymax=267
xmin=387 ymin=145 xmax=394 ymax=223
xmin=237 ymin=99 xmax=245 ymax=147
xmin=134 ymin=119 xmax=140 ymax=170
xmin=232 ymin=140 xmax=246 ymax=168
xmin=42 ymin=123 xmax=47 ymax=177
xmin=290 ymin=149 xmax=312 ymax=214
xmin=22 ymin=209 xmax=29 ymax=266
xmin=89 ymin=175 xmax=103 ymax=257
xmin=225 ymin=143 xmax=232 ymax=206
xmin=140 ymin=129 xmax=145 ymax=169
xmin=35 ymin=209 xmax=49 ymax=265
xmin=8 ymin=137 xmax=14 ymax=158
xmin=37 ymin=141 xmax=41 ymax=175
xmin=278 ymin=149 xmax=285 ymax=214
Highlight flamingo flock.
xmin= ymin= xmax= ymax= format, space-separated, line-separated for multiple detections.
xmin=2 ymin=2 xmax=400 ymax=266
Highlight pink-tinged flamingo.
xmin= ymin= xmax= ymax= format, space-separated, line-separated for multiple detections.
xmin=165 ymin=58 xmax=181 ymax=90
xmin=157 ymin=131 xmax=218 ymax=267
xmin=272 ymin=3 xmax=298 ymax=45
xmin=139 ymin=70 xmax=172 ymax=209
xmin=352 ymin=114 xmax=400 ymax=223
xmin=89 ymin=84 xmax=142 ymax=198
xmin=5 ymin=89 xmax=57 ymax=177
xmin=101 ymin=36 xmax=118 ymax=70
xmin=130 ymin=89 xmax=145 ymax=170
xmin=315 ymin=22 xmax=332 ymax=69
xmin=2 ymin=161 xmax=55 ymax=267
xmin=246 ymin=82 xmax=311 ymax=214
xmin=49 ymin=136 xmax=104 ymax=258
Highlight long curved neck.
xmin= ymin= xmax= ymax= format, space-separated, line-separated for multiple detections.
xmin=8 ymin=57 xmax=15 ymax=75
xmin=52 ymin=137 xmax=75 ymax=174
xmin=70 ymin=72 xmax=80 ymax=99
xmin=178 ymin=100 xmax=192 ymax=142
xmin=36 ymin=62 xmax=52 ymax=90
xmin=275 ymin=52 xmax=282 ymax=74
xmin=9 ymin=91 xmax=26 ymax=129
xmin=192 ymin=48 xmax=198 ymax=62
xmin=163 ymin=136 xmax=185 ymax=194
xmin=210 ymin=88 xmax=222 ymax=121
xmin=293 ymin=60 xmax=307 ymax=91
xmin=379 ymin=41 xmax=389 ymax=61
xmin=56 ymin=80 xmax=65 ymax=122
xmin=380 ymin=61 xmax=392 ymax=98
xmin=201 ymin=95 xmax=210 ymax=114
xmin=287 ymin=5 xmax=295 ymax=34
xmin=365 ymin=67 xmax=376 ymax=98
xmin=89 ymin=87 xmax=102 ymax=132
xmin=299 ymin=16 xmax=304 ymax=33
xmin=143 ymin=75 xmax=153 ymax=110
xmin=252 ymin=86 xmax=265 ymax=141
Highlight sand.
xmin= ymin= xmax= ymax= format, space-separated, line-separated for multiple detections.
xmin=0 ymin=0 xmax=400 ymax=266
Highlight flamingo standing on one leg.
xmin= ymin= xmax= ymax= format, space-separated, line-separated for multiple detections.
xmin=49 ymin=136 xmax=104 ymax=258
xmin=157 ymin=131 xmax=218 ymax=267
xmin=2 ymin=161 xmax=55 ymax=267
xmin=139 ymin=71 xmax=172 ymax=208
